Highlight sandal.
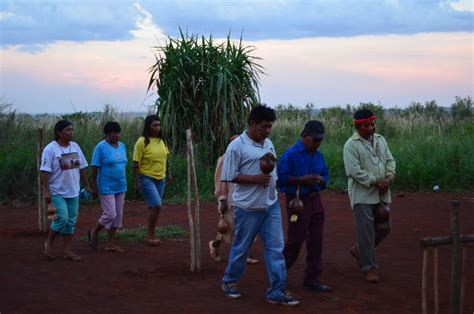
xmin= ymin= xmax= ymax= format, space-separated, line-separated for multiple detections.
xmin=43 ymin=241 xmax=55 ymax=260
xmin=105 ymin=246 xmax=124 ymax=253
xmin=146 ymin=238 xmax=161 ymax=247
xmin=63 ymin=253 xmax=83 ymax=261
xmin=87 ymin=229 xmax=98 ymax=249
xmin=246 ymin=256 xmax=259 ymax=264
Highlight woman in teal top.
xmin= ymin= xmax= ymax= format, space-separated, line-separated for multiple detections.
xmin=88 ymin=122 xmax=127 ymax=253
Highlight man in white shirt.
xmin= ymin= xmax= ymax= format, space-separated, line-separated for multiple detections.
xmin=220 ymin=105 xmax=299 ymax=307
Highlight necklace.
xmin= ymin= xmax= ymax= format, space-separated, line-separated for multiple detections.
xmin=56 ymin=141 xmax=72 ymax=154
xmin=360 ymin=138 xmax=381 ymax=165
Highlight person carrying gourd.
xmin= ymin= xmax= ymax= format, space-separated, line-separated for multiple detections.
xmin=209 ymin=135 xmax=259 ymax=265
xmin=277 ymin=120 xmax=331 ymax=292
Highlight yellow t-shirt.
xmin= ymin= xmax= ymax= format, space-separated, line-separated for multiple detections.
xmin=133 ymin=137 xmax=169 ymax=180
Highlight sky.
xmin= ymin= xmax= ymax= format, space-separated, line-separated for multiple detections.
xmin=0 ymin=0 xmax=473 ymax=114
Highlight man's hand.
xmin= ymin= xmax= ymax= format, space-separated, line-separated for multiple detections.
xmin=376 ymin=178 xmax=391 ymax=194
xmin=218 ymin=200 xmax=228 ymax=214
xmin=254 ymin=174 xmax=272 ymax=186
xmin=299 ymin=174 xmax=323 ymax=186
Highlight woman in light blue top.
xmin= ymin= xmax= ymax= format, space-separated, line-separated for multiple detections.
xmin=88 ymin=122 xmax=127 ymax=253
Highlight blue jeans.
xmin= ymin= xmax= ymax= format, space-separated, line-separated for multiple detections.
xmin=139 ymin=174 xmax=166 ymax=207
xmin=223 ymin=201 xmax=287 ymax=300
xmin=51 ymin=195 xmax=79 ymax=235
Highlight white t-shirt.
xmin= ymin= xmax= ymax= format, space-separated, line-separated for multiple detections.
xmin=40 ymin=141 xmax=88 ymax=197
xmin=220 ymin=131 xmax=278 ymax=210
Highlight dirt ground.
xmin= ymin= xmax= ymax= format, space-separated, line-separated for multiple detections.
xmin=1 ymin=191 xmax=473 ymax=314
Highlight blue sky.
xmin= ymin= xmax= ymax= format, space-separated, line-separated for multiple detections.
xmin=0 ymin=0 xmax=473 ymax=113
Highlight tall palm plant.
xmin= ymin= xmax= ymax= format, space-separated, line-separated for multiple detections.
xmin=148 ymin=30 xmax=264 ymax=161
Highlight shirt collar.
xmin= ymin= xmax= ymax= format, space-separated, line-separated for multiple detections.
xmin=241 ymin=131 xmax=266 ymax=148
xmin=295 ymin=140 xmax=307 ymax=152
xmin=351 ymin=132 xmax=380 ymax=141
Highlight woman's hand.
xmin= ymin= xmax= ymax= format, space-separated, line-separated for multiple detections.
xmin=134 ymin=181 xmax=141 ymax=197
xmin=44 ymin=190 xmax=51 ymax=204
xmin=167 ymin=174 xmax=173 ymax=185
xmin=92 ymin=186 xmax=98 ymax=199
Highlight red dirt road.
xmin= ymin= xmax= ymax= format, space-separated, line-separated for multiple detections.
xmin=1 ymin=191 xmax=473 ymax=313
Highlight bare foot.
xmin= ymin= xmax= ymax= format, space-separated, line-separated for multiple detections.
xmin=63 ymin=251 xmax=83 ymax=261
xmin=43 ymin=241 xmax=55 ymax=259
xmin=105 ymin=246 xmax=124 ymax=253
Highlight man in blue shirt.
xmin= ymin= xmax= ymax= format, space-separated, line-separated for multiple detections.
xmin=277 ymin=120 xmax=331 ymax=292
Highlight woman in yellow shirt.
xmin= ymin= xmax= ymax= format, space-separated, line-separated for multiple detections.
xmin=133 ymin=115 xmax=173 ymax=246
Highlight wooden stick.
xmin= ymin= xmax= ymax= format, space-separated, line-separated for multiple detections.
xmin=186 ymin=129 xmax=195 ymax=272
xmin=460 ymin=248 xmax=467 ymax=314
xmin=37 ymin=128 xmax=46 ymax=232
xmin=434 ymin=247 xmax=439 ymax=314
xmin=188 ymin=130 xmax=201 ymax=272
xmin=449 ymin=200 xmax=461 ymax=314
xmin=422 ymin=248 xmax=428 ymax=314
xmin=420 ymin=235 xmax=474 ymax=248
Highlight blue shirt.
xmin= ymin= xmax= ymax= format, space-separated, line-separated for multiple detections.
xmin=91 ymin=140 xmax=127 ymax=194
xmin=277 ymin=139 xmax=329 ymax=195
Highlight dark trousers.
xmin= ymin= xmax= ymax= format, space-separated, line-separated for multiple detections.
xmin=283 ymin=192 xmax=325 ymax=284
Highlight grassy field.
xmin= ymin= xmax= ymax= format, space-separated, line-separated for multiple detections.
xmin=0 ymin=98 xmax=472 ymax=203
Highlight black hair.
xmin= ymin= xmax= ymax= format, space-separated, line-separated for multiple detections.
xmin=247 ymin=104 xmax=276 ymax=126
xmin=354 ymin=109 xmax=374 ymax=120
xmin=354 ymin=109 xmax=375 ymax=129
xmin=103 ymin=121 xmax=121 ymax=135
xmin=54 ymin=120 xmax=73 ymax=140
xmin=142 ymin=115 xmax=162 ymax=147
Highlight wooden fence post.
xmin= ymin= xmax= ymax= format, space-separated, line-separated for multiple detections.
xmin=37 ymin=128 xmax=46 ymax=232
xmin=422 ymin=248 xmax=428 ymax=314
xmin=186 ymin=129 xmax=195 ymax=272
xmin=186 ymin=129 xmax=201 ymax=272
xmin=449 ymin=200 xmax=461 ymax=314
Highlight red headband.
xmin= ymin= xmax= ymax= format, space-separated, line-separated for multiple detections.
xmin=353 ymin=115 xmax=377 ymax=124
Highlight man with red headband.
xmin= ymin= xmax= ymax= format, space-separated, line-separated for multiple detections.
xmin=343 ymin=109 xmax=396 ymax=283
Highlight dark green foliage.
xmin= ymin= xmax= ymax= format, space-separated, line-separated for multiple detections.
xmin=148 ymin=30 xmax=263 ymax=162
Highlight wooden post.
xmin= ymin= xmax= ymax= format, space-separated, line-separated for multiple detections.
xmin=188 ymin=132 xmax=201 ymax=272
xmin=37 ymin=128 xmax=46 ymax=232
xmin=186 ymin=130 xmax=195 ymax=272
xmin=422 ymin=248 xmax=428 ymax=314
xmin=449 ymin=200 xmax=461 ymax=314
xmin=434 ymin=247 xmax=439 ymax=314
xmin=460 ymin=248 xmax=467 ymax=314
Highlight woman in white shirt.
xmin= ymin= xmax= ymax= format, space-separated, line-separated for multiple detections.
xmin=40 ymin=120 xmax=91 ymax=261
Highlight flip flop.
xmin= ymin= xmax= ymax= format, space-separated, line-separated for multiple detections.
xmin=87 ymin=229 xmax=97 ymax=249
xmin=246 ymin=256 xmax=259 ymax=264
xmin=104 ymin=246 xmax=124 ymax=253
xmin=146 ymin=239 xmax=161 ymax=247
xmin=43 ymin=241 xmax=55 ymax=260
xmin=63 ymin=253 xmax=83 ymax=261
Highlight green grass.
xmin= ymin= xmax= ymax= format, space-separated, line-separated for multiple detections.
xmin=79 ymin=225 xmax=187 ymax=243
